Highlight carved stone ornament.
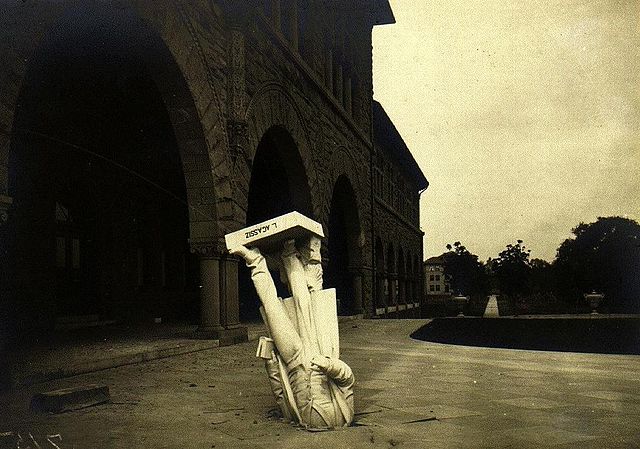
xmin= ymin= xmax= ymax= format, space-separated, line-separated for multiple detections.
xmin=226 ymin=212 xmax=355 ymax=430
xmin=189 ymin=239 xmax=226 ymax=258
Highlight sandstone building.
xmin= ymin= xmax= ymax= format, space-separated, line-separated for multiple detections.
xmin=0 ymin=1 xmax=428 ymax=345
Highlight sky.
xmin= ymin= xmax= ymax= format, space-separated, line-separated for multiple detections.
xmin=372 ymin=0 xmax=640 ymax=262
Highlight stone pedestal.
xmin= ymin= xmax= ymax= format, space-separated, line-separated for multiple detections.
xmin=484 ymin=295 xmax=500 ymax=317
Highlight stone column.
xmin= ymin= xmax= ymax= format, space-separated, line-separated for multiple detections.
xmin=409 ymin=277 xmax=417 ymax=317
xmin=376 ymin=272 xmax=385 ymax=312
xmin=360 ymin=266 xmax=374 ymax=318
xmin=399 ymin=275 xmax=406 ymax=304
xmin=197 ymin=251 xmax=224 ymax=335
xmin=218 ymin=255 xmax=247 ymax=344
xmin=192 ymin=243 xmax=247 ymax=345
xmin=349 ymin=267 xmax=363 ymax=315
xmin=389 ymin=272 xmax=398 ymax=317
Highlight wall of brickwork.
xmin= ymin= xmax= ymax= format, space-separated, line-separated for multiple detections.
xmin=372 ymin=197 xmax=424 ymax=318
xmin=237 ymin=6 xmax=377 ymax=314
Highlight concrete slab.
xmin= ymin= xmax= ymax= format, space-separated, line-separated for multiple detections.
xmin=30 ymin=384 xmax=110 ymax=413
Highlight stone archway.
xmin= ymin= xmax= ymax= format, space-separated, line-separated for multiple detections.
xmin=246 ymin=126 xmax=314 ymax=225
xmin=4 ymin=5 xmax=218 ymax=331
xmin=240 ymin=125 xmax=314 ymax=321
xmin=325 ymin=175 xmax=363 ymax=315
xmin=242 ymin=83 xmax=319 ymax=220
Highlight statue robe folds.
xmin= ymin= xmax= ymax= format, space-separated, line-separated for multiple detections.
xmin=228 ymin=215 xmax=355 ymax=431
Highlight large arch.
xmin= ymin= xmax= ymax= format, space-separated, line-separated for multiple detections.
xmin=325 ymin=175 xmax=363 ymax=315
xmin=246 ymin=126 xmax=314 ymax=225
xmin=242 ymin=83 xmax=319 ymax=221
xmin=240 ymin=125 xmax=314 ymax=320
xmin=4 ymin=5 xmax=219 ymax=330
xmin=0 ymin=3 xmax=230 ymax=227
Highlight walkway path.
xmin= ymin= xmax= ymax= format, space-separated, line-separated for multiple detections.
xmin=1 ymin=319 xmax=638 ymax=448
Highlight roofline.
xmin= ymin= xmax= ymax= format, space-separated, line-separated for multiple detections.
xmin=373 ymin=0 xmax=395 ymax=26
xmin=373 ymin=100 xmax=429 ymax=190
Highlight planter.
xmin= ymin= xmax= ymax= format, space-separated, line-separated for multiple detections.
xmin=583 ymin=292 xmax=604 ymax=314
xmin=453 ymin=295 xmax=469 ymax=317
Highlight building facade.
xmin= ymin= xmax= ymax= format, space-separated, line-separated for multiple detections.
xmin=424 ymin=256 xmax=451 ymax=296
xmin=0 ymin=0 xmax=427 ymax=345
xmin=372 ymin=102 xmax=428 ymax=318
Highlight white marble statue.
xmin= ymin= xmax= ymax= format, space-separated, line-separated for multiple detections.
xmin=230 ymin=237 xmax=355 ymax=430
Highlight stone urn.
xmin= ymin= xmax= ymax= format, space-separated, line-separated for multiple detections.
xmin=584 ymin=291 xmax=604 ymax=314
xmin=453 ymin=295 xmax=469 ymax=317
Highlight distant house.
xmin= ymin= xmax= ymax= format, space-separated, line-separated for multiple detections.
xmin=424 ymin=255 xmax=451 ymax=296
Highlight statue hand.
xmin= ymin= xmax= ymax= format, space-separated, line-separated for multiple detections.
xmin=310 ymin=355 xmax=331 ymax=373
xmin=304 ymin=263 xmax=323 ymax=291
xmin=281 ymin=239 xmax=298 ymax=259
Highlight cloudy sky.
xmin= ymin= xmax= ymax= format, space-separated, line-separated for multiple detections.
xmin=372 ymin=0 xmax=639 ymax=262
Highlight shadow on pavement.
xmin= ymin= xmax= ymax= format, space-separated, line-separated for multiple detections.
xmin=411 ymin=316 xmax=640 ymax=355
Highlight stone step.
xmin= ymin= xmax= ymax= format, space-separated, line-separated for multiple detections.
xmin=30 ymin=384 xmax=110 ymax=413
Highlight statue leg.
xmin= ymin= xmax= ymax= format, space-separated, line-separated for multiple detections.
xmin=281 ymin=241 xmax=321 ymax=358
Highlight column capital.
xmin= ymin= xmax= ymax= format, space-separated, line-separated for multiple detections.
xmin=189 ymin=238 xmax=226 ymax=258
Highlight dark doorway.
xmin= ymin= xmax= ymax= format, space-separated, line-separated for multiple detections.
xmin=326 ymin=175 xmax=361 ymax=315
xmin=7 ymin=7 xmax=199 ymax=329
xmin=241 ymin=126 xmax=312 ymax=321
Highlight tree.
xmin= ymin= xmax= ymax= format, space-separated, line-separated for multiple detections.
xmin=491 ymin=240 xmax=532 ymax=297
xmin=553 ymin=216 xmax=640 ymax=312
xmin=442 ymin=242 xmax=487 ymax=296
xmin=529 ymin=258 xmax=554 ymax=294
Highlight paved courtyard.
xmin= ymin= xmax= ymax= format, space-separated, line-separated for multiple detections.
xmin=1 ymin=319 xmax=639 ymax=448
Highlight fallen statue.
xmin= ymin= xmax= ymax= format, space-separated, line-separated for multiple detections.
xmin=226 ymin=213 xmax=354 ymax=430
